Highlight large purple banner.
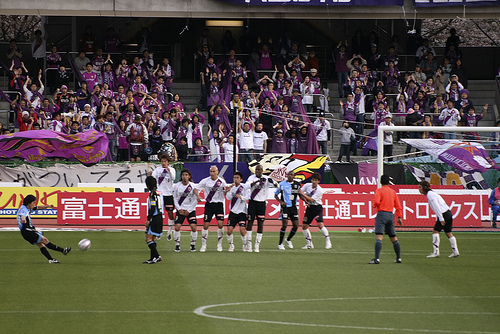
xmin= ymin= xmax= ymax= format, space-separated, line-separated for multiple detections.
xmin=0 ymin=130 xmax=109 ymax=166
xmin=218 ymin=0 xmax=403 ymax=5
xmin=415 ymin=0 xmax=500 ymax=6
xmin=403 ymin=139 xmax=500 ymax=173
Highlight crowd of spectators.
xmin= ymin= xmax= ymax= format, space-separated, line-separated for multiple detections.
xmin=0 ymin=25 xmax=493 ymax=162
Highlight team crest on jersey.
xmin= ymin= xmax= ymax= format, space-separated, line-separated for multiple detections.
xmin=248 ymin=154 xmax=327 ymax=181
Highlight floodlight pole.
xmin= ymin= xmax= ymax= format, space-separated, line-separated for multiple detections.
xmin=377 ymin=125 xmax=500 ymax=188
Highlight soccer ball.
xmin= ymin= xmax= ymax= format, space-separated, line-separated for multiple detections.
xmin=78 ymin=239 xmax=91 ymax=251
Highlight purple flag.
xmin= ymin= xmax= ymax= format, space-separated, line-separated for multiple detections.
xmin=0 ymin=130 xmax=109 ymax=166
xmin=289 ymin=96 xmax=319 ymax=154
xmin=403 ymin=139 xmax=500 ymax=173
xmin=362 ymin=129 xmax=378 ymax=156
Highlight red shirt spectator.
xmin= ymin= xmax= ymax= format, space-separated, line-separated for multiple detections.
xmin=17 ymin=110 xmax=38 ymax=131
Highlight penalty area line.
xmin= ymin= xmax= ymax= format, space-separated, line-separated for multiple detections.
xmin=193 ymin=297 xmax=500 ymax=334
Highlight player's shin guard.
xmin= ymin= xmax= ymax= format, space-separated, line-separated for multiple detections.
xmin=392 ymin=240 xmax=401 ymax=259
xmin=287 ymin=228 xmax=297 ymax=241
xmin=40 ymin=247 xmax=53 ymax=260
xmin=148 ymin=241 xmax=159 ymax=258
xmin=375 ymin=239 xmax=383 ymax=260
xmin=217 ymin=228 xmax=224 ymax=245
xmin=303 ymin=229 xmax=312 ymax=246
xmin=201 ymin=228 xmax=209 ymax=247
xmin=449 ymin=236 xmax=459 ymax=254
xmin=46 ymin=242 xmax=63 ymax=252
xmin=168 ymin=219 xmax=174 ymax=234
xmin=255 ymin=232 xmax=263 ymax=246
xmin=432 ymin=233 xmax=440 ymax=255
xmin=190 ymin=231 xmax=198 ymax=246
xmin=246 ymin=231 xmax=252 ymax=246
xmin=320 ymin=227 xmax=329 ymax=237
xmin=174 ymin=231 xmax=181 ymax=246
xmin=279 ymin=230 xmax=286 ymax=245
xmin=227 ymin=234 xmax=234 ymax=246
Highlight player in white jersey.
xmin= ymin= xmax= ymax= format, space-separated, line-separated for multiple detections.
xmin=419 ymin=181 xmax=460 ymax=258
xmin=224 ymin=172 xmax=250 ymax=252
xmin=151 ymin=153 xmax=176 ymax=240
xmin=196 ymin=166 xmax=227 ymax=252
xmin=300 ymin=173 xmax=332 ymax=250
xmin=172 ymin=169 xmax=202 ymax=252
xmin=245 ymin=164 xmax=277 ymax=252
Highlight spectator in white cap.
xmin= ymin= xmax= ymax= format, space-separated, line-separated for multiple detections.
xmin=309 ymin=68 xmax=321 ymax=94
xmin=380 ymin=113 xmax=394 ymax=161
xmin=18 ymin=110 xmax=38 ymax=132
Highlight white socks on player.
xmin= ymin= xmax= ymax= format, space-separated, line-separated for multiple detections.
xmin=449 ymin=236 xmax=459 ymax=255
xmin=168 ymin=219 xmax=174 ymax=234
xmin=174 ymin=230 xmax=181 ymax=246
xmin=190 ymin=231 xmax=198 ymax=246
xmin=247 ymin=231 xmax=252 ymax=245
xmin=241 ymin=235 xmax=247 ymax=249
xmin=227 ymin=234 xmax=234 ymax=246
xmin=256 ymin=233 xmax=263 ymax=245
xmin=303 ymin=229 xmax=312 ymax=246
xmin=432 ymin=233 xmax=440 ymax=255
xmin=217 ymin=228 xmax=224 ymax=245
xmin=320 ymin=227 xmax=329 ymax=237
xmin=201 ymin=228 xmax=209 ymax=247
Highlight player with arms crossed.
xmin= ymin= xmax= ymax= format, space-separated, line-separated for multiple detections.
xmin=275 ymin=171 xmax=308 ymax=250
xmin=301 ymin=172 xmax=332 ymax=250
xmin=419 ymin=181 xmax=460 ymax=258
xmin=246 ymin=164 xmax=277 ymax=252
xmin=197 ymin=166 xmax=227 ymax=252
xmin=172 ymin=169 xmax=202 ymax=252
xmin=143 ymin=176 xmax=164 ymax=264
xmin=151 ymin=153 xmax=176 ymax=240
xmin=369 ymin=174 xmax=403 ymax=264
xmin=16 ymin=195 xmax=71 ymax=263
xmin=224 ymin=171 xmax=250 ymax=252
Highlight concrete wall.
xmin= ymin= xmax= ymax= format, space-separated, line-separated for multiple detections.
xmin=1 ymin=0 xmax=500 ymax=19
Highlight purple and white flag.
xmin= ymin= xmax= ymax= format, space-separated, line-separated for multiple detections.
xmin=402 ymin=139 xmax=500 ymax=173
xmin=405 ymin=164 xmax=491 ymax=190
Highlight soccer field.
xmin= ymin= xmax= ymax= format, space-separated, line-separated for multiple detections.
xmin=1 ymin=231 xmax=499 ymax=334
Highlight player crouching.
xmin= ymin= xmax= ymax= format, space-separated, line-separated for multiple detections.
xmin=300 ymin=173 xmax=332 ymax=250
xmin=225 ymin=172 xmax=250 ymax=252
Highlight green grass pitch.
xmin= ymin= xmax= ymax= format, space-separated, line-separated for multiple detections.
xmin=1 ymin=231 xmax=499 ymax=333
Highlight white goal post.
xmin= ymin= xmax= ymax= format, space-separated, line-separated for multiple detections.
xmin=377 ymin=125 xmax=500 ymax=185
